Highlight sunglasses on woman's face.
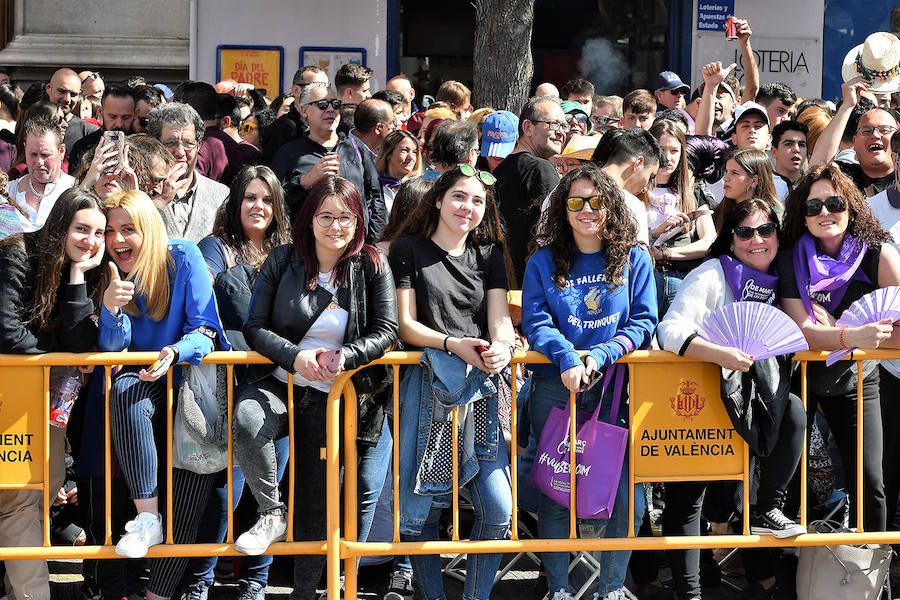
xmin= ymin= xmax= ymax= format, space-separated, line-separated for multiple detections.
xmin=566 ymin=195 xmax=603 ymax=212
xmin=804 ymin=195 xmax=847 ymax=217
xmin=733 ymin=222 xmax=777 ymax=240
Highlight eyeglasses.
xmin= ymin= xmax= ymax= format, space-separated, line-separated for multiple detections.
xmin=566 ymin=195 xmax=604 ymax=212
xmin=565 ymin=113 xmax=590 ymax=125
xmin=459 ymin=163 xmax=496 ymax=185
xmin=137 ymin=116 xmax=149 ymax=128
xmin=856 ymin=125 xmax=898 ymax=136
xmin=241 ymin=122 xmax=259 ymax=135
xmin=732 ymin=222 xmax=778 ymax=240
xmin=804 ymin=195 xmax=847 ymax=217
xmin=315 ymin=212 xmax=356 ymax=228
xmin=592 ymin=115 xmax=620 ymax=126
xmin=532 ymin=119 xmax=570 ymax=133
xmin=81 ymin=71 xmax=101 ymax=84
xmin=305 ymin=99 xmax=342 ymax=111
xmin=162 ymin=138 xmax=198 ymax=151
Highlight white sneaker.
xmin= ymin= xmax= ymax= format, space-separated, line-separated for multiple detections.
xmin=115 ymin=512 xmax=163 ymax=558
xmin=543 ymin=590 xmax=574 ymax=600
xmin=234 ymin=512 xmax=287 ymax=555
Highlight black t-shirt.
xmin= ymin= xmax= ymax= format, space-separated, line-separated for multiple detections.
xmin=658 ymin=184 xmax=711 ymax=272
xmin=837 ymin=161 xmax=895 ymax=197
xmin=389 ymin=236 xmax=509 ymax=340
xmin=493 ymin=152 xmax=560 ymax=286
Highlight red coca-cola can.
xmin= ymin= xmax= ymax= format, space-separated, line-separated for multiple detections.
xmin=725 ymin=16 xmax=738 ymax=40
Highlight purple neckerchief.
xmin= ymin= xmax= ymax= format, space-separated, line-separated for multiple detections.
xmin=718 ymin=255 xmax=778 ymax=304
xmin=379 ymin=173 xmax=403 ymax=189
xmin=792 ymin=232 xmax=870 ymax=320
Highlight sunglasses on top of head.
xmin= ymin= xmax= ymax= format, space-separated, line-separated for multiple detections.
xmin=458 ymin=163 xmax=496 ymax=186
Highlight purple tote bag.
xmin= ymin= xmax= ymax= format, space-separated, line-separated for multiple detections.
xmin=528 ymin=363 xmax=628 ymax=519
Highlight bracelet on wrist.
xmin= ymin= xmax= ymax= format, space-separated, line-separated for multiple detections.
xmin=839 ymin=326 xmax=848 ymax=349
xmin=443 ymin=335 xmax=450 ymax=352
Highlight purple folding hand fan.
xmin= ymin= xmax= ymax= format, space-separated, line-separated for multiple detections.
xmin=826 ymin=286 xmax=900 ymax=366
xmin=699 ymin=301 xmax=809 ymax=361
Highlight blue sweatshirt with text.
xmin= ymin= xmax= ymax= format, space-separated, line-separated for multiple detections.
xmin=522 ymin=246 xmax=658 ymax=378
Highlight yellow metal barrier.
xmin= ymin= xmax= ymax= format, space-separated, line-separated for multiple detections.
xmin=0 ymin=349 xmax=897 ymax=600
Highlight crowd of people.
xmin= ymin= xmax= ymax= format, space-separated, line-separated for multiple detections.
xmin=5 ymin=21 xmax=900 ymax=600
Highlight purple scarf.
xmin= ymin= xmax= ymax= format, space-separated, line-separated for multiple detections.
xmin=379 ymin=173 xmax=403 ymax=189
xmin=792 ymin=232 xmax=870 ymax=320
xmin=719 ymin=255 xmax=778 ymax=304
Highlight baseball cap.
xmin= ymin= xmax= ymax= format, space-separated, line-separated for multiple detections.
xmin=481 ymin=110 xmax=518 ymax=158
xmin=560 ymin=100 xmax=588 ymax=116
xmin=734 ymin=101 xmax=770 ymax=126
xmin=655 ymin=71 xmax=690 ymax=94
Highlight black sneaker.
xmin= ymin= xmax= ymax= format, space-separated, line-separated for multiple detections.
xmin=750 ymin=508 xmax=806 ymax=539
xmin=237 ymin=580 xmax=265 ymax=600
xmin=738 ymin=581 xmax=776 ymax=600
xmin=383 ymin=569 xmax=414 ymax=600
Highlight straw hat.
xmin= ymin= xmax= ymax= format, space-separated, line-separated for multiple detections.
xmin=561 ymin=135 xmax=600 ymax=161
xmin=841 ymin=32 xmax=900 ymax=93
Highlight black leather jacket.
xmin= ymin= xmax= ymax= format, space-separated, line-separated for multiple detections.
xmin=244 ymin=243 xmax=398 ymax=446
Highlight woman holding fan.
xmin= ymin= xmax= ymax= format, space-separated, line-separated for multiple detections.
xmin=658 ymin=198 xmax=807 ymax=600
xmin=522 ymin=163 xmax=657 ymax=600
xmin=779 ymin=164 xmax=900 ymax=532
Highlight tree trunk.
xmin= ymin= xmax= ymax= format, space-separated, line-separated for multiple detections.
xmin=472 ymin=0 xmax=535 ymax=115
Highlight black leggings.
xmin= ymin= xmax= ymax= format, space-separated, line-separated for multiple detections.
xmin=808 ymin=372 xmax=885 ymax=531
xmin=664 ymin=393 xmax=806 ymax=599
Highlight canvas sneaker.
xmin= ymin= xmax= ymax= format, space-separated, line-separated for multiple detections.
xmin=543 ymin=590 xmax=574 ymax=600
xmin=383 ymin=569 xmax=414 ymax=600
xmin=234 ymin=512 xmax=287 ymax=555
xmin=236 ymin=580 xmax=266 ymax=600
xmin=115 ymin=512 xmax=163 ymax=558
xmin=750 ymin=508 xmax=806 ymax=538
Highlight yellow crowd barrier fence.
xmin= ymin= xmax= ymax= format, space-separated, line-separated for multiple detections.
xmin=0 ymin=349 xmax=898 ymax=600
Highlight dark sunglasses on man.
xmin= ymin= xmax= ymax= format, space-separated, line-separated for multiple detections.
xmin=305 ymin=99 xmax=342 ymax=111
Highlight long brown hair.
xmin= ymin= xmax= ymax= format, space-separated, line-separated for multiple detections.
xmin=532 ymin=163 xmax=638 ymax=289
xmin=782 ymin=164 xmax=891 ymax=247
xmin=648 ymin=118 xmax=696 ymax=231
xmin=389 ymin=166 xmax=514 ymax=287
xmin=714 ymin=147 xmax=780 ymax=229
xmin=0 ymin=188 xmax=105 ymax=330
xmin=215 ymin=165 xmax=291 ymax=266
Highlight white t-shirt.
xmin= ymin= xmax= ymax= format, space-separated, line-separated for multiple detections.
xmin=272 ymin=270 xmax=349 ymax=392
xmin=8 ymin=173 xmax=77 ymax=232
xmin=867 ymin=188 xmax=900 ymax=378
xmin=621 ymin=187 xmax=650 ymax=245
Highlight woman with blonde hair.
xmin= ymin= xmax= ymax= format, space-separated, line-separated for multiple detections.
xmin=797 ymin=106 xmax=832 ymax=157
xmin=98 ymin=189 xmax=229 ymax=599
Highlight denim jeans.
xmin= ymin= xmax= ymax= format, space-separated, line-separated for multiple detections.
xmin=358 ymin=418 xmax=393 ymax=544
xmin=401 ymin=428 xmax=512 ymax=600
xmin=529 ymin=373 xmax=643 ymax=593
xmin=654 ymin=267 xmax=689 ymax=321
xmin=188 ymin=435 xmax=290 ymax=587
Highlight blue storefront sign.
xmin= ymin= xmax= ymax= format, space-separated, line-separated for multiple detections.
xmin=697 ymin=1 xmax=735 ymax=33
